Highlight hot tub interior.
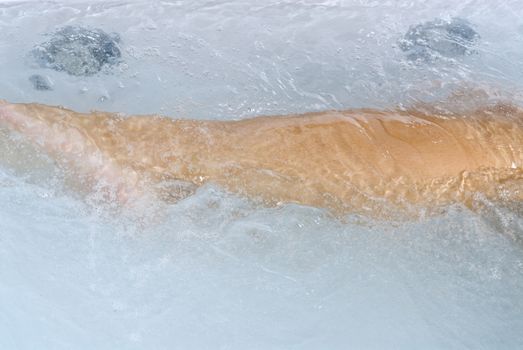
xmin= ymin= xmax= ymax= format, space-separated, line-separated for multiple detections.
xmin=0 ymin=1 xmax=522 ymax=349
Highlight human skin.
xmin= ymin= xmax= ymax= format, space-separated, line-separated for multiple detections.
xmin=0 ymin=100 xmax=522 ymax=217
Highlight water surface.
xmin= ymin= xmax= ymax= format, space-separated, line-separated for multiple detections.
xmin=0 ymin=1 xmax=522 ymax=349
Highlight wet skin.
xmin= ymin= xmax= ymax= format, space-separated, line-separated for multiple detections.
xmin=0 ymin=100 xmax=522 ymax=217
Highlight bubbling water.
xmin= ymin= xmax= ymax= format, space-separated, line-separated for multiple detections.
xmin=0 ymin=1 xmax=522 ymax=349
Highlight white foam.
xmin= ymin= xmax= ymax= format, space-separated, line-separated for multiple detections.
xmin=0 ymin=1 xmax=523 ymax=349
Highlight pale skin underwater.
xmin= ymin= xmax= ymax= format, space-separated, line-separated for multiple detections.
xmin=0 ymin=99 xmax=522 ymax=218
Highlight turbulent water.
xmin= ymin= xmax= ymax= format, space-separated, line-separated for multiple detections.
xmin=0 ymin=1 xmax=523 ymax=349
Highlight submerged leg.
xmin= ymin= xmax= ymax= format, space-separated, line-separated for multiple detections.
xmin=1 ymin=100 xmax=522 ymax=218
